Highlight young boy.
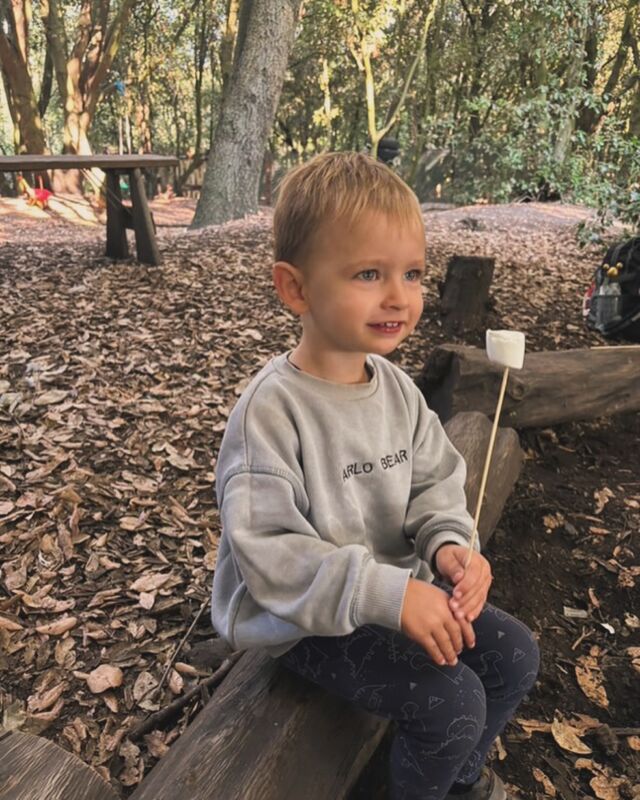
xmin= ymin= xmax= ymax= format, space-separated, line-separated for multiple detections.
xmin=211 ymin=152 xmax=539 ymax=800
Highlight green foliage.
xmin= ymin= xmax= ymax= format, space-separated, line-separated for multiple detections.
xmin=1 ymin=0 xmax=637 ymax=232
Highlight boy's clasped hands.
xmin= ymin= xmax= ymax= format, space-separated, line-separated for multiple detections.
xmin=400 ymin=544 xmax=492 ymax=668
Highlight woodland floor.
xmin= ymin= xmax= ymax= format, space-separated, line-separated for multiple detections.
xmin=0 ymin=195 xmax=639 ymax=800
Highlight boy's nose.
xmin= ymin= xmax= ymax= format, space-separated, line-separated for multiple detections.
xmin=382 ymin=278 xmax=409 ymax=308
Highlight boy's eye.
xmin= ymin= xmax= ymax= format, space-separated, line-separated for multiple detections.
xmin=358 ymin=269 xmax=378 ymax=281
xmin=406 ymin=269 xmax=423 ymax=281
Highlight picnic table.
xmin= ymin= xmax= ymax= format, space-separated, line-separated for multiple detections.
xmin=0 ymin=154 xmax=179 ymax=266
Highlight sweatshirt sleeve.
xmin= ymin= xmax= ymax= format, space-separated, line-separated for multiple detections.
xmin=219 ymin=466 xmax=412 ymax=636
xmin=403 ymin=391 xmax=477 ymax=568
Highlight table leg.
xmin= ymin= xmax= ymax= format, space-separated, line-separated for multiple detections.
xmin=105 ymin=170 xmax=129 ymax=259
xmin=129 ymin=168 xmax=160 ymax=266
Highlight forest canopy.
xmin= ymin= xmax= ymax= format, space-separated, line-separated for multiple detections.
xmin=1 ymin=0 xmax=639 ymax=228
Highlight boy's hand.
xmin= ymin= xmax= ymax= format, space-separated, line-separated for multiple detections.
xmin=434 ymin=544 xmax=492 ymax=623
xmin=400 ymin=578 xmax=475 ymax=666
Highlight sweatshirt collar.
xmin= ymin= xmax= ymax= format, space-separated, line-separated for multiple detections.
xmin=273 ymin=351 xmax=379 ymax=400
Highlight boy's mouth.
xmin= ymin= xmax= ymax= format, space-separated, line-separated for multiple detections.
xmin=368 ymin=321 xmax=403 ymax=333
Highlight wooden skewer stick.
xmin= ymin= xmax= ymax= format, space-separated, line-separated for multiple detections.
xmin=464 ymin=366 xmax=510 ymax=568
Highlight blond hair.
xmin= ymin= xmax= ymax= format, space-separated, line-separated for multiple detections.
xmin=273 ymin=151 xmax=423 ymax=267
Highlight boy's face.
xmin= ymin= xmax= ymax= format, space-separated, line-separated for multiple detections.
xmin=292 ymin=209 xmax=426 ymax=361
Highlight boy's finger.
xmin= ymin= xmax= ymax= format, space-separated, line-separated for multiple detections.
xmin=451 ymin=581 xmax=485 ymax=613
xmin=423 ymin=634 xmax=448 ymax=666
xmin=459 ymin=588 xmax=489 ymax=619
xmin=459 ymin=619 xmax=476 ymax=649
xmin=444 ymin=618 xmax=463 ymax=655
xmin=452 ymin=567 xmax=481 ymax=598
xmin=432 ymin=629 xmax=458 ymax=666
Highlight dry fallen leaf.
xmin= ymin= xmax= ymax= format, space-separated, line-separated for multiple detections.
xmin=23 ymin=698 xmax=65 ymax=734
xmin=575 ymin=654 xmax=609 ymax=709
xmin=102 ymin=692 xmax=119 ymax=713
xmin=168 ymin=669 xmax=184 ymax=695
xmin=590 ymin=775 xmax=626 ymax=800
xmin=551 ymin=714 xmax=592 ymax=754
xmin=130 ymin=572 xmax=172 ymax=593
xmin=627 ymin=647 xmax=640 ymax=674
xmin=593 ymin=487 xmax=614 ymax=515
xmin=515 ymin=717 xmax=552 ymax=737
xmin=139 ymin=590 xmax=157 ymax=610
xmin=27 ymin=683 xmax=66 ymax=713
xmin=144 ymin=730 xmax=170 ymax=759
xmin=575 ymin=756 xmax=628 ymax=800
xmin=86 ymin=665 xmax=124 ymax=694
xmin=627 ymin=736 xmax=640 ymax=751
xmin=118 ymin=738 xmax=143 ymax=786
xmin=133 ymin=671 xmax=158 ymax=703
xmin=532 ymin=767 xmax=556 ymax=797
xmin=543 ymin=512 xmax=564 ymax=531
xmin=34 ymin=389 xmax=68 ymax=406
xmin=0 ymin=615 xmax=23 ymax=631
xmin=35 ymin=616 xmax=77 ymax=636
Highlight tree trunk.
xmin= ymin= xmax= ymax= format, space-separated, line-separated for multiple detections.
xmin=553 ymin=13 xmax=589 ymax=166
xmin=128 ymin=410 xmax=522 ymax=800
xmin=438 ymin=256 xmax=495 ymax=334
xmin=419 ymin=344 xmax=640 ymax=428
xmin=577 ymin=0 xmax=635 ymax=136
xmin=191 ymin=0 xmax=303 ymax=228
xmin=0 ymin=8 xmax=48 ymax=155
xmin=219 ymin=0 xmax=241 ymax=97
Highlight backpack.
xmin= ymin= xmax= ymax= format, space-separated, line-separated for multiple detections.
xmin=583 ymin=236 xmax=640 ymax=340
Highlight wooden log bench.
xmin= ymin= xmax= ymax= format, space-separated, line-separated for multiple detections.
xmin=0 ymin=731 xmax=119 ymax=800
xmin=419 ymin=344 xmax=640 ymax=428
xmin=0 ymin=155 xmax=178 ymax=266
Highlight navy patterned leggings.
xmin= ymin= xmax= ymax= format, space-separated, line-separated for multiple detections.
xmin=280 ymin=601 xmax=539 ymax=800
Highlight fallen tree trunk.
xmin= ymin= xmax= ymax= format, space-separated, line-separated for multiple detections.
xmin=419 ymin=345 xmax=640 ymax=428
xmin=130 ymin=412 xmax=523 ymax=800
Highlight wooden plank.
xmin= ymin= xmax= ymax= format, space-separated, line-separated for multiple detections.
xmin=130 ymin=649 xmax=387 ymax=800
xmin=0 ymin=155 xmax=178 ymax=172
xmin=419 ymin=344 xmax=640 ymax=428
xmin=129 ymin=168 xmax=160 ymax=265
xmin=0 ymin=731 xmax=119 ymax=800
xmin=105 ymin=170 xmax=129 ymax=260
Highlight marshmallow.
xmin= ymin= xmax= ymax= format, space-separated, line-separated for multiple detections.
xmin=486 ymin=330 xmax=525 ymax=370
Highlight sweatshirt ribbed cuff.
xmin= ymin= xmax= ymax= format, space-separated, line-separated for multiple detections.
xmin=353 ymin=559 xmax=412 ymax=631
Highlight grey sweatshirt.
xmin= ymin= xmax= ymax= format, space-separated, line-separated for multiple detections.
xmin=211 ymin=351 xmax=476 ymax=657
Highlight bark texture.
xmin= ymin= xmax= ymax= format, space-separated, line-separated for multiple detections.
xmin=0 ymin=2 xmax=48 ymax=154
xmin=438 ymin=255 xmax=495 ymax=334
xmin=0 ymin=731 xmax=119 ymax=800
xmin=191 ymin=0 xmax=303 ymax=228
xmin=420 ymin=344 xmax=640 ymax=428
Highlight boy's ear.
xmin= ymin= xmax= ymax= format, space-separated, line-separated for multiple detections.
xmin=272 ymin=261 xmax=308 ymax=315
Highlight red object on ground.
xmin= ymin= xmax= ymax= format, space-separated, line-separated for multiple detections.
xmin=16 ymin=174 xmax=54 ymax=209
xmin=33 ymin=188 xmax=53 ymax=208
